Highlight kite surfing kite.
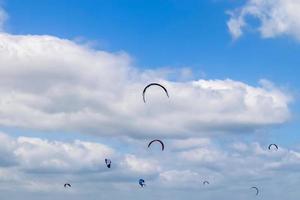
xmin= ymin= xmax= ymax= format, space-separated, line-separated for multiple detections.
xmin=139 ymin=179 xmax=146 ymax=187
xmin=105 ymin=158 xmax=112 ymax=168
xmin=203 ymin=181 xmax=209 ymax=185
xmin=148 ymin=139 xmax=165 ymax=151
xmin=142 ymin=83 xmax=169 ymax=103
xmin=251 ymin=187 xmax=259 ymax=196
xmin=64 ymin=183 xmax=71 ymax=188
xmin=268 ymin=144 xmax=278 ymax=151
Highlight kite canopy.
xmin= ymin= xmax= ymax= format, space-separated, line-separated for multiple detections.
xmin=64 ymin=183 xmax=71 ymax=188
xmin=142 ymin=83 xmax=169 ymax=103
xmin=251 ymin=187 xmax=259 ymax=196
xmin=203 ymin=181 xmax=209 ymax=185
xmin=105 ymin=158 xmax=112 ymax=168
xmin=268 ymin=144 xmax=278 ymax=151
xmin=139 ymin=179 xmax=146 ymax=187
xmin=148 ymin=139 xmax=165 ymax=151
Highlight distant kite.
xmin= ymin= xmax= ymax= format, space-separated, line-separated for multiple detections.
xmin=251 ymin=187 xmax=259 ymax=196
xmin=105 ymin=158 xmax=112 ymax=168
xmin=203 ymin=181 xmax=209 ymax=185
xmin=148 ymin=139 xmax=165 ymax=151
xmin=64 ymin=183 xmax=71 ymax=188
xmin=139 ymin=179 xmax=146 ymax=187
xmin=142 ymin=83 xmax=169 ymax=103
xmin=268 ymin=144 xmax=278 ymax=151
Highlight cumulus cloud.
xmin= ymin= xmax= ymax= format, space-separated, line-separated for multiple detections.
xmin=227 ymin=0 xmax=300 ymax=40
xmin=171 ymin=138 xmax=211 ymax=150
xmin=121 ymin=154 xmax=161 ymax=174
xmin=0 ymin=132 xmax=114 ymax=173
xmin=15 ymin=138 xmax=115 ymax=173
xmin=0 ymin=33 xmax=291 ymax=139
xmin=159 ymin=170 xmax=202 ymax=188
xmin=0 ymin=132 xmax=163 ymax=189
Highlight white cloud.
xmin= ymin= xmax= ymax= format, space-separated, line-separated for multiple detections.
xmin=231 ymin=142 xmax=249 ymax=152
xmin=159 ymin=170 xmax=202 ymax=187
xmin=171 ymin=138 xmax=211 ymax=150
xmin=121 ymin=154 xmax=161 ymax=174
xmin=0 ymin=132 xmax=114 ymax=173
xmin=0 ymin=33 xmax=292 ymax=139
xmin=179 ymin=147 xmax=226 ymax=163
xmin=16 ymin=138 xmax=114 ymax=173
xmin=227 ymin=0 xmax=300 ymax=40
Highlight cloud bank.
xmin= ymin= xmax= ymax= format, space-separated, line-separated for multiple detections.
xmin=0 ymin=132 xmax=299 ymax=199
xmin=0 ymin=33 xmax=291 ymax=139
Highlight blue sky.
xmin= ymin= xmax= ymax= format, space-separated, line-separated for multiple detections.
xmin=0 ymin=0 xmax=299 ymax=199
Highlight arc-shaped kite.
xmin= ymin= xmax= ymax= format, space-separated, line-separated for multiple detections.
xmin=142 ymin=83 xmax=169 ymax=103
xmin=251 ymin=187 xmax=259 ymax=196
xmin=203 ymin=181 xmax=209 ymax=185
xmin=64 ymin=183 xmax=71 ymax=188
xmin=148 ymin=139 xmax=165 ymax=151
xmin=268 ymin=144 xmax=278 ymax=151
